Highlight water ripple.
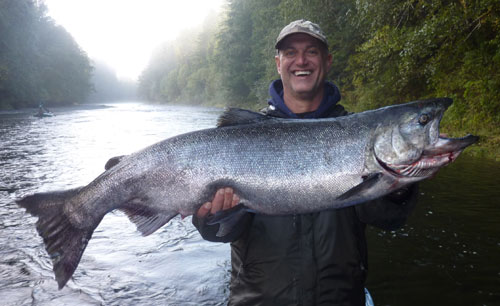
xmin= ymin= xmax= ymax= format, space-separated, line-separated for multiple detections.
xmin=1 ymin=102 xmax=230 ymax=305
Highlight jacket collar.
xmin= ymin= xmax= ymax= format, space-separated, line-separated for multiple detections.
xmin=268 ymin=79 xmax=341 ymax=119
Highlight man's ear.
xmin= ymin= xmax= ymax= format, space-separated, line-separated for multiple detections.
xmin=326 ymin=53 xmax=333 ymax=72
xmin=275 ymin=54 xmax=281 ymax=75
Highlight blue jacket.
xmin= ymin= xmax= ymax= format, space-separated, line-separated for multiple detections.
xmin=268 ymin=79 xmax=342 ymax=118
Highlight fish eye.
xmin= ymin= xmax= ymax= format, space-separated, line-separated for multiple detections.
xmin=418 ymin=114 xmax=430 ymax=125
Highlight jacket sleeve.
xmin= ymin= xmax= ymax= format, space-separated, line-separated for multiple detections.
xmin=192 ymin=212 xmax=254 ymax=243
xmin=355 ymin=184 xmax=419 ymax=231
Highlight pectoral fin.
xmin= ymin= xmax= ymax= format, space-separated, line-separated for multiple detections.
xmin=336 ymin=173 xmax=383 ymax=201
xmin=120 ymin=198 xmax=178 ymax=236
xmin=206 ymin=204 xmax=249 ymax=237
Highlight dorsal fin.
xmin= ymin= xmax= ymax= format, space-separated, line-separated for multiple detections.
xmin=104 ymin=155 xmax=126 ymax=170
xmin=217 ymin=108 xmax=273 ymax=127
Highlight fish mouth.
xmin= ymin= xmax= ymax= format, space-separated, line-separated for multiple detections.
xmin=377 ymin=134 xmax=479 ymax=178
xmin=422 ymin=134 xmax=479 ymax=156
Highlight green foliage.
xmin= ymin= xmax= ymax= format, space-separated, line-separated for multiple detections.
xmin=1 ymin=0 xmax=497 ymax=155
xmin=37 ymin=23 xmax=93 ymax=104
xmin=0 ymin=0 xmax=93 ymax=109
xmin=137 ymin=0 xmax=499 ymax=156
xmin=138 ymin=12 xmax=224 ymax=105
xmin=346 ymin=0 xmax=500 ymax=138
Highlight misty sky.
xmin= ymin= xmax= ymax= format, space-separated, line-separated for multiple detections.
xmin=45 ymin=0 xmax=224 ymax=81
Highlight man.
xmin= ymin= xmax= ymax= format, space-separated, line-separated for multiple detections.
xmin=193 ymin=20 xmax=418 ymax=306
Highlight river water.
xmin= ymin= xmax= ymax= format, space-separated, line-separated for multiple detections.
xmin=0 ymin=102 xmax=498 ymax=306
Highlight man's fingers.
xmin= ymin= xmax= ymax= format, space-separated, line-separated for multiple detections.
xmin=199 ymin=188 xmax=239 ymax=218
xmin=210 ymin=188 xmax=225 ymax=214
xmin=196 ymin=202 xmax=211 ymax=218
xmin=223 ymin=188 xmax=234 ymax=210
xmin=232 ymin=194 xmax=240 ymax=208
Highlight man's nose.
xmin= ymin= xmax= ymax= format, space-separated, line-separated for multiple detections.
xmin=295 ymin=51 xmax=308 ymax=65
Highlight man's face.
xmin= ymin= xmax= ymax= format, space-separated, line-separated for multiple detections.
xmin=275 ymin=33 xmax=332 ymax=101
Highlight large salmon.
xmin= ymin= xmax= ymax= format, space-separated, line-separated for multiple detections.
xmin=17 ymin=98 xmax=478 ymax=288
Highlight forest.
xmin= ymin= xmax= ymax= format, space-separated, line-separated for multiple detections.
xmin=0 ymin=0 xmax=93 ymax=108
xmin=139 ymin=0 xmax=499 ymax=157
xmin=0 ymin=0 xmax=135 ymax=109
xmin=1 ymin=0 xmax=498 ymax=156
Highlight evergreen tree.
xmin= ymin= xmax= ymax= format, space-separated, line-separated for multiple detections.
xmin=0 ymin=0 xmax=93 ymax=109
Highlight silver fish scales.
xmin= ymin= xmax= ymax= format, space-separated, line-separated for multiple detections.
xmin=17 ymin=98 xmax=478 ymax=289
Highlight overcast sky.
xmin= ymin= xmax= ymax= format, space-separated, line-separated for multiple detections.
xmin=44 ymin=0 xmax=224 ymax=81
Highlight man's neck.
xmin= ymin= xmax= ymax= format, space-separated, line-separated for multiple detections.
xmin=283 ymin=88 xmax=325 ymax=114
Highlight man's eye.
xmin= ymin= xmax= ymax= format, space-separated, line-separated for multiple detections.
xmin=284 ymin=50 xmax=296 ymax=57
xmin=307 ymin=49 xmax=319 ymax=55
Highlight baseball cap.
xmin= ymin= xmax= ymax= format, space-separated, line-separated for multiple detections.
xmin=275 ymin=19 xmax=328 ymax=49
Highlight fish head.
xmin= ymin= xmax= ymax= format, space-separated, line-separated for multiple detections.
xmin=373 ymin=98 xmax=478 ymax=179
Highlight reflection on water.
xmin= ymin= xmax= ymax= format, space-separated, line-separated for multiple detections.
xmin=0 ymin=102 xmax=499 ymax=305
xmin=0 ymin=103 xmax=229 ymax=306
xmin=366 ymin=156 xmax=500 ymax=306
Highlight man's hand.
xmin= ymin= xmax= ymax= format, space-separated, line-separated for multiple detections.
xmin=196 ymin=187 xmax=240 ymax=218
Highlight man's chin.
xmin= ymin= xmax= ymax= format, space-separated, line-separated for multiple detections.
xmin=291 ymin=85 xmax=322 ymax=99
xmin=292 ymin=92 xmax=318 ymax=101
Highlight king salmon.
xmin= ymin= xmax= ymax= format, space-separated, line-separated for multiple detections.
xmin=17 ymin=98 xmax=478 ymax=289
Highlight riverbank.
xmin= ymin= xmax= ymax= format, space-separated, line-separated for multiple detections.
xmin=462 ymin=134 xmax=500 ymax=161
xmin=4 ymin=100 xmax=497 ymax=161
xmin=203 ymin=99 xmax=500 ymax=162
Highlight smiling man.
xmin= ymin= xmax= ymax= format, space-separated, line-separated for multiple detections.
xmin=275 ymin=31 xmax=332 ymax=112
xmin=193 ymin=20 xmax=418 ymax=306
xmin=267 ymin=20 xmax=342 ymax=119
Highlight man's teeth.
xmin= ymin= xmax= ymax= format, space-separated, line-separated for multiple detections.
xmin=294 ymin=71 xmax=311 ymax=76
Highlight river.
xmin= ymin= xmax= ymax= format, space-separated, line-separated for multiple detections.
xmin=0 ymin=102 xmax=498 ymax=306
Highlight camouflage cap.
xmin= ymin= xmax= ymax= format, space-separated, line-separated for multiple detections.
xmin=275 ymin=19 xmax=328 ymax=49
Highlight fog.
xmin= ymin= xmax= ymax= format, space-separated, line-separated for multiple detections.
xmin=45 ymin=0 xmax=224 ymax=81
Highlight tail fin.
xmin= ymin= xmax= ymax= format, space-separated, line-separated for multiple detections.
xmin=17 ymin=188 xmax=93 ymax=289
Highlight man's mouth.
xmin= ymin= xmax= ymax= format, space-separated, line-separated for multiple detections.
xmin=293 ymin=70 xmax=312 ymax=76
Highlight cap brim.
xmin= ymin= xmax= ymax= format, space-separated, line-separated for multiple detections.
xmin=275 ymin=32 xmax=328 ymax=49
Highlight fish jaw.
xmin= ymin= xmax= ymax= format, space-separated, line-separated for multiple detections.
xmin=372 ymin=97 xmax=478 ymax=179
xmin=422 ymin=134 xmax=479 ymax=156
xmin=377 ymin=134 xmax=479 ymax=178
xmin=372 ymin=98 xmax=451 ymax=167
